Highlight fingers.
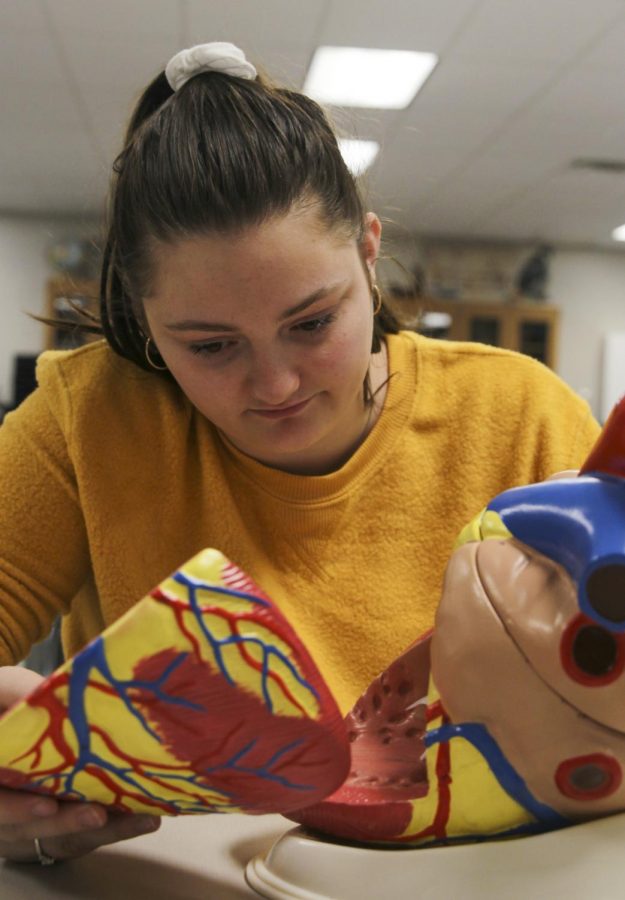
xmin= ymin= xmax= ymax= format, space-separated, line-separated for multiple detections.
xmin=0 ymin=788 xmax=59 ymax=827
xmin=32 ymin=811 xmax=162 ymax=862
xmin=0 ymin=803 xmax=161 ymax=863
xmin=0 ymin=789 xmax=108 ymax=843
xmin=0 ymin=666 xmax=44 ymax=713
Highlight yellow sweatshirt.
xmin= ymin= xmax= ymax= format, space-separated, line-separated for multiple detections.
xmin=0 ymin=332 xmax=600 ymax=713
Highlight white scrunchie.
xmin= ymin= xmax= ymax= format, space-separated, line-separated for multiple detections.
xmin=165 ymin=42 xmax=257 ymax=91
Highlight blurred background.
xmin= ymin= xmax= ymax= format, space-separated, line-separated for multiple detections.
xmin=3 ymin=0 xmax=625 ymax=423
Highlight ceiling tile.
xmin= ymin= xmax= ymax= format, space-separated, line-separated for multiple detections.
xmin=0 ymin=0 xmax=47 ymax=31
xmin=185 ymin=0 xmax=328 ymax=52
xmin=250 ymin=45 xmax=315 ymax=90
xmin=522 ymin=67 xmax=625 ymax=123
xmin=0 ymin=26 xmax=66 ymax=84
xmin=472 ymin=171 xmax=625 ymax=243
xmin=56 ymin=34 xmax=180 ymax=89
xmin=580 ymin=19 xmax=625 ymax=70
xmin=453 ymin=0 xmax=625 ymax=63
xmin=46 ymin=0 xmax=181 ymax=38
xmin=318 ymin=0 xmax=481 ymax=52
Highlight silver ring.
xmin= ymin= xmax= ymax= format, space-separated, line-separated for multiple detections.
xmin=34 ymin=836 xmax=56 ymax=866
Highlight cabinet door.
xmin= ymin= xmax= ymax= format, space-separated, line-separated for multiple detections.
xmin=518 ymin=320 xmax=550 ymax=364
xmin=468 ymin=315 xmax=501 ymax=347
xmin=392 ymin=296 xmax=559 ymax=369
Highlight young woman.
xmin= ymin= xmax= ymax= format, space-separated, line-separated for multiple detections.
xmin=0 ymin=42 xmax=600 ymax=864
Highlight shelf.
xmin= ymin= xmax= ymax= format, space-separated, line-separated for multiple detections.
xmin=44 ymin=276 xmax=100 ymax=350
xmin=390 ymin=296 xmax=560 ymax=369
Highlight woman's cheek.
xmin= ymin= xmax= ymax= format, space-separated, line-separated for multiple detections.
xmin=330 ymin=323 xmax=373 ymax=378
xmin=315 ymin=340 xmax=351 ymax=378
xmin=325 ymin=319 xmax=366 ymax=361
xmin=167 ymin=358 xmax=222 ymax=406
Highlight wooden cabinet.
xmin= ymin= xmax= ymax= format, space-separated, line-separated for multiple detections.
xmin=390 ymin=297 xmax=560 ymax=369
xmin=44 ymin=277 xmax=100 ymax=350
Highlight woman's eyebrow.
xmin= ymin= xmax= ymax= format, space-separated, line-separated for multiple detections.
xmin=163 ymin=280 xmax=348 ymax=332
xmin=278 ymin=281 xmax=347 ymax=321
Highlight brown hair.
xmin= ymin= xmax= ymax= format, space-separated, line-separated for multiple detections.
xmin=100 ymin=61 xmax=399 ymax=400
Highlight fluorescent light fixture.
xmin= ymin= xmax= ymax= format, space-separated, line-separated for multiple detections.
xmin=338 ymin=138 xmax=380 ymax=175
xmin=303 ymin=46 xmax=438 ymax=109
xmin=612 ymin=224 xmax=625 ymax=241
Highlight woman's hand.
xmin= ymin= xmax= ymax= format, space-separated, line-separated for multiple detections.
xmin=0 ymin=666 xmax=161 ymax=863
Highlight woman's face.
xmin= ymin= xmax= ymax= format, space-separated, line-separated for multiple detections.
xmin=144 ymin=206 xmax=384 ymax=475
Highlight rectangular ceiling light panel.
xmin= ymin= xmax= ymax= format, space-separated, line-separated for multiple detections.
xmin=303 ymin=46 xmax=438 ymax=109
xmin=338 ymin=138 xmax=380 ymax=175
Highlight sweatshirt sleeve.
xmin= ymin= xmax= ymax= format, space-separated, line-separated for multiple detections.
xmin=570 ymin=399 xmax=603 ymax=467
xmin=0 ymin=363 xmax=90 ymax=665
xmin=532 ymin=373 xmax=602 ymax=479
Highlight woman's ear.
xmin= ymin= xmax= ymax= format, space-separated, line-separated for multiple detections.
xmin=361 ymin=212 xmax=382 ymax=280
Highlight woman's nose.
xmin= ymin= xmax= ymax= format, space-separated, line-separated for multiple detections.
xmin=248 ymin=351 xmax=301 ymax=406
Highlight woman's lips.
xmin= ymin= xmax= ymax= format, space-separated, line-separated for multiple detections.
xmin=250 ymin=397 xmax=313 ymax=420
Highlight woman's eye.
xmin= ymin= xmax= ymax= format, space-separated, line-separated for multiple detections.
xmin=189 ymin=340 xmax=233 ymax=357
xmin=295 ymin=313 xmax=336 ymax=334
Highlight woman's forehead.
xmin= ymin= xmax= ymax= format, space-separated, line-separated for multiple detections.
xmin=147 ymin=215 xmax=359 ymax=303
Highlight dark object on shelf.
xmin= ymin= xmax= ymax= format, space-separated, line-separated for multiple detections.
xmin=515 ymin=245 xmax=552 ymax=301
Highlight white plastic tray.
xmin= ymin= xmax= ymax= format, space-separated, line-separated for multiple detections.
xmin=246 ymin=814 xmax=625 ymax=899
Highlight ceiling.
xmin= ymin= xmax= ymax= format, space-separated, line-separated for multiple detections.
xmin=4 ymin=0 xmax=625 ymax=247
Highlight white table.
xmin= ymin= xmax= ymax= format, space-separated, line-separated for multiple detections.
xmin=2 ymin=812 xmax=625 ymax=899
xmin=0 ymin=814 xmax=286 ymax=899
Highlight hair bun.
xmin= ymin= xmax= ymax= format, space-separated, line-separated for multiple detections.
xmin=165 ymin=42 xmax=257 ymax=91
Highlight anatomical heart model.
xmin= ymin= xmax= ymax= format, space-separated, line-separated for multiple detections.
xmin=1 ymin=398 xmax=625 ymax=847
xmin=0 ymin=554 xmax=350 ymax=816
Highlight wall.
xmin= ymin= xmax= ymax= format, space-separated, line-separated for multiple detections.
xmin=550 ymin=250 xmax=625 ymax=416
xmin=378 ymin=234 xmax=625 ymax=420
xmin=0 ymin=215 xmax=101 ymax=407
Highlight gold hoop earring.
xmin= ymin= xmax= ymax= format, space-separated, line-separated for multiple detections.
xmin=145 ymin=337 xmax=168 ymax=371
xmin=372 ymin=284 xmax=382 ymax=316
